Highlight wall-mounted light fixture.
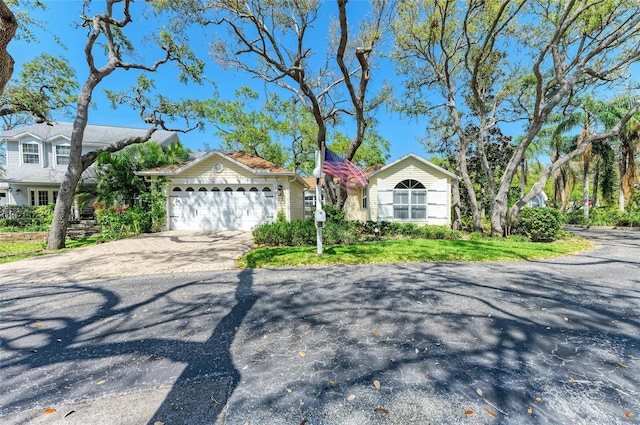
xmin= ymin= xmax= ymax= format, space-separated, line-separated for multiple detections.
xmin=15 ymin=188 xmax=21 ymax=193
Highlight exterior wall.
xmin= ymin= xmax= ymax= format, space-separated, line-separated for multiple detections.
xmin=344 ymin=190 xmax=366 ymax=221
xmin=174 ymin=154 xmax=268 ymax=184
xmin=370 ymin=156 xmax=452 ymax=226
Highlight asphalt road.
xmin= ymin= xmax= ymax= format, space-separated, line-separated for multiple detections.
xmin=1 ymin=227 xmax=639 ymax=424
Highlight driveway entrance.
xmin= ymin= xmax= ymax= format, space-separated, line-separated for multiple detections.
xmin=0 ymin=231 xmax=253 ymax=283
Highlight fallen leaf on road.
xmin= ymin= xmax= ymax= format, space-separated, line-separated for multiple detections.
xmin=64 ymin=410 xmax=75 ymax=418
xmin=617 ymin=362 xmax=628 ymax=368
xmin=464 ymin=410 xmax=473 ymax=415
xmin=300 ymin=420 xmax=307 ymax=425
xmin=374 ymin=380 xmax=381 ymax=390
xmin=347 ymin=394 xmax=356 ymax=401
xmin=626 ymin=411 xmax=633 ymax=418
xmin=527 ymin=407 xmax=533 ymax=414
xmin=43 ymin=408 xmax=56 ymax=414
xmin=286 ymin=388 xmax=292 ymax=393
xmin=535 ymin=397 xmax=542 ymax=402
xmin=569 ymin=377 xmax=577 ymax=383
xmin=373 ymin=331 xmax=381 ymax=337
xmin=476 ymin=388 xmax=483 ymax=397
xmin=374 ymin=407 xmax=389 ymax=414
xmin=298 ymin=351 xmax=306 ymax=357
xmin=329 ymin=380 xmax=335 ymax=386
xmin=96 ymin=380 xmax=106 ymax=385
xmin=485 ymin=408 xmax=496 ymax=417
xmin=241 ymin=365 xmax=248 ymax=371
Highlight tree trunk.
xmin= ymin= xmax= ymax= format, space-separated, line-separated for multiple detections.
xmin=0 ymin=0 xmax=17 ymax=95
xmin=583 ymin=171 xmax=590 ymax=219
xmin=458 ymin=141 xmax=483 ymax=232
xmin=47 ymin=77 xmax=100 ymax=250
xmin=451 ymin=170 xmax=462 ymax=230
xmin=592 ymin=165 xmax=599 ymax=208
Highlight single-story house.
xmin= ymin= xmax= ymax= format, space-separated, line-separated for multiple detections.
xmin=0 ymin=122 xmax=179 ymax=217
xmin=305 ymin=153 xmax=457 ymax=226
xmin=137 ymin=150 xmax=308 ymax=231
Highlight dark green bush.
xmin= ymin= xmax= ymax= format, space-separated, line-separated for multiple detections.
xmin=253 ymin=215 xmax=462 ymax=246
xmin=0 ymin=205 xmax=52 ymax=230
xmin=565 ymin=206 xmax=640 ymax=227
xmin=253 ymin=219 xmax=316 ymax=246
xmin=516 ymin=207 xmax=564 ymax=242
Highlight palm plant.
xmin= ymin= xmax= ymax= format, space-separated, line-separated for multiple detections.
xmin=94 ymin=141 xmax=189 ymax=208
xmin=592 ymin=96 xmax=640 ymax=211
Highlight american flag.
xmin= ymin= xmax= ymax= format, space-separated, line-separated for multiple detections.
xmin=322 ymin=147 xmax=368 ymax=194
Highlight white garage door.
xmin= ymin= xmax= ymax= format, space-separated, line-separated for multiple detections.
xmin=169 ymin=185 xmax=276 ymax=231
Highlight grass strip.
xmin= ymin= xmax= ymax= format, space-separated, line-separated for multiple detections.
xmin=237 ymin=237 xmax=593 ymax=269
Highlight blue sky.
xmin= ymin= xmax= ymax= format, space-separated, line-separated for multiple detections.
xmin=7 ymin=1 xmax=435 ymax=162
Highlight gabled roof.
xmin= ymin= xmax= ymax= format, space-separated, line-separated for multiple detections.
xmin=0 ymin=122 xmax=179 ymax=146
xmin=139 ymin=150 xmax=295 ymax=176
xmin=369 ymin=153 xmax=459 ymax=180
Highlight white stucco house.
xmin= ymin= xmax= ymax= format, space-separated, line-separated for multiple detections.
xmin=137 ymin=150 xmax=309 ymax=231
xmin=306 ymin=153 xmax=457 ymax=226
xmin=0 ymin=122 xmax=179 ymax=216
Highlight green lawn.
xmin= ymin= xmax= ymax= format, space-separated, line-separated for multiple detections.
xmin=237 ymin=236 xmax=593 ymax=268
xmin=0 ymin=236 xmax=103 ymax=264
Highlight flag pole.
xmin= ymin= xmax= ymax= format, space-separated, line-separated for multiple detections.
xmin=313 ymin=148 xmax=324 ymax=255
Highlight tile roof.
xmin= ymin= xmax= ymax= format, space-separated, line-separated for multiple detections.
xmin=227 ymin=151 xmax=290 ymax=172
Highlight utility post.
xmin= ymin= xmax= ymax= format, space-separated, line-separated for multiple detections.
xmin=313 ymin=149 xmax=325 ymax=255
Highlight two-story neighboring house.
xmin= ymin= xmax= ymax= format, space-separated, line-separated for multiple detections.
xmin=0 ymin=122 xmax=180 ymax=217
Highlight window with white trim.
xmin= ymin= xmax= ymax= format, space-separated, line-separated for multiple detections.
xmin=55 ymin=144 xmax=71 ymax=165
xmin=22 ymin=142 xmax=40 ymax=164
xmin=30 ymin=190 xmax=51 ymax=206
xmin=393 ymin=179 xmax=427 ymax=220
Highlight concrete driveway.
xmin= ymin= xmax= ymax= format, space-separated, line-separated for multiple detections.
xmin=0 ymin=230 xmax=254 ymax=283
xmin=1 ymin=227 xmax=639 ymax=425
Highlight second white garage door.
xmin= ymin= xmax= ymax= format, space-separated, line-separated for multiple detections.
xmin=169 ymin=185 xmax=276 ymax=231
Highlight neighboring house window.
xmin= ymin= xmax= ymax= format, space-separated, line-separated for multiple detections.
xmin=30 ymin=190 xmax=50 ymax=206
xmin=55 ymin=144 xmax=71 ymax=165
xmin=22 ymin=142 xmax=40 ymax=164
xmin=393 ymin=179 xmax=427 ymax=220
xmin=362 ymin=195 xmax=367 ymax=209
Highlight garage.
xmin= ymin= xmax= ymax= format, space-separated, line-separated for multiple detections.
xmin=138 ymin=151 xmax=308 ymax=231
xmin=169 ymin=185 xmax=276 ymax=231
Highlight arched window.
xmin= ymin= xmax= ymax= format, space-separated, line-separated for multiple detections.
xmin=198 ymin=187 xmax=208 ymax=192
xmin=249 ymin=187 xmax=259 ymax=192
xmin=262 ymin=187 xmax=271 ymax=192
xmin=172 ymin=187 xmax=182 ymax=192
xmin=212 ymin=187 xmax=220 ymax=192
xmin=224 ymin=187 xmax=233 ymax=192
xmin=237 ymin=187 xmax=246 ymax=192
xmin=186 ymin=187 xmax=195 ymax=192
xmin=393 ymin=179 xmax=426 ymax=220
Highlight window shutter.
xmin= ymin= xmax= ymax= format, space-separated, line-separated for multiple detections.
xmin=428 ymin=179 xmax=449 ymax=218
xmin=377 ymin=179 xmax=394 ymax=221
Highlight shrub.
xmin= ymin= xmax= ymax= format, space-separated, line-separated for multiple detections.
xmin=323 ymin=221 xmax=359 ymax=245
xmin=0 ymin=205 xmax=51 ymax=229
xmin=517 ymin=207 xmax=564 ymax=242
xmin=253 ymin=219 xmax=316 ymax=246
